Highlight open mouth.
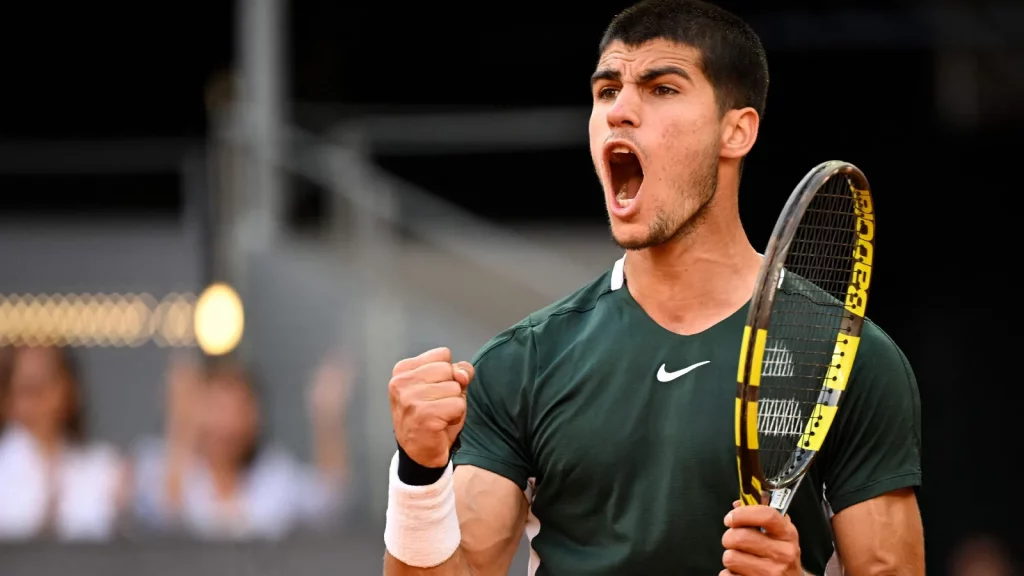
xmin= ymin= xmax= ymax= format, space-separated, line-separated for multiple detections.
xmin=607 ymin=145 xmax=644 ymax=210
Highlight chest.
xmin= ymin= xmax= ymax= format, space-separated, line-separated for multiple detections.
xmin=528 ymin=334 xmax=741 ymax=501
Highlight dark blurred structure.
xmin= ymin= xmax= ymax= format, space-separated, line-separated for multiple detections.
xmin=0 ymin=0 xmax=1021 ymax=574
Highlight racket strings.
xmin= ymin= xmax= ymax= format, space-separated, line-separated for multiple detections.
xmin=756 ymin=175 xmax=861 ymax=483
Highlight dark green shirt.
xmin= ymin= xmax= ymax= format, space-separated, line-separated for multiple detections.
xmin=453 ymin=257 xmax=922 ymax=575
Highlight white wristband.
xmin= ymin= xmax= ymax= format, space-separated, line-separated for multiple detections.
xmin=384 ymin=450 xmax=461 ymax=568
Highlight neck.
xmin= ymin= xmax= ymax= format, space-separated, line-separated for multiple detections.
xmin=624 ymin=173 xmax=761 ymax=335
xmin=208 ymin=460 xmax=241 ymax=500
xmin=26 ymin=426 xmax=63 ymax=458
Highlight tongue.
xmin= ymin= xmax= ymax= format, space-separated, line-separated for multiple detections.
xmin=616 ymin=162 xmax=643 ymax=201
xmin=617 ymin=176 xmax=641 ymax=201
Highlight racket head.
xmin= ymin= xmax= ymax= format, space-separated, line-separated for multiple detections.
xmin=735 ymin=161 xmax=875 ymax=506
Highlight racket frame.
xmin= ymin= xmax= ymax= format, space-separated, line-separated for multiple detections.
xmin=735 ymin=160 xmax=874 ymax=515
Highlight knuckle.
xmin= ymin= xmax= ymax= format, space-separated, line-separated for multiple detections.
xmin=721 ymin=549 xmax=738 ymax=569
xmin=444 ymin=380 xmax=463 ymax=397
xmin=390 ymin=377 xmax=415 ymax=405
xmin=405 ymin=398 xmax=424 ymax=419
xmin=387 ymin=376 xmax=402 ymax=399
xmin=437 ymin=362 xmax=455 ymax=381
xmin=391 ymin=360 xmax=405 ymax=377
xmin=722 ymin=527 xmax=749 ymax=549
xmin=785 ymin=542 xmax=801 ymax=562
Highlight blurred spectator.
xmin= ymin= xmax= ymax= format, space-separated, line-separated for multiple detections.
xmin=132 ymin=351 xmax=351 ymax=540
xmin=0 ymin=347 xmax=11 ymax=428
xmin=949 ymin=534 xmax=1015 ymax=576
xmin=0 ymin=346 xmax=127 ymax=541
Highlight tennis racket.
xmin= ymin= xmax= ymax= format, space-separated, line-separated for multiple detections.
xmin=735 ymin=160 xmax=875 ymax=516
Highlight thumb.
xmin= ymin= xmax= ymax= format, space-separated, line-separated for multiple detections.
xmin=452 ymin=362 xmax=474 ymax=389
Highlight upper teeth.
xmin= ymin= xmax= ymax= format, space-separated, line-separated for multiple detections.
xmin=611 ymin=146 xmax=633 ymax=154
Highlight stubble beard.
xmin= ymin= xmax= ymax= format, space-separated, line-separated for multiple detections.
xmin=610 ymin=151 xmax=719 ymax=251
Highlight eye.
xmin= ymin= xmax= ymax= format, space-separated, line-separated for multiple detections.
xmin=598 ymin=87 xmax=619 ymax=100
xmin=654 ymin=85 xmax=678 ymax=96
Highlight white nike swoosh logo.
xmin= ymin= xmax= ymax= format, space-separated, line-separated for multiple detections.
xmin=657 ymin=361 xmax=711 ymax=382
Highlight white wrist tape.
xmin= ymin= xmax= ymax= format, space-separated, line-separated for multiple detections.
xmin=384 ymin=451 xmax=461 ymax=568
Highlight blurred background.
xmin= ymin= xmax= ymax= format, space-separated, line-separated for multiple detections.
xmin=0 ymin=0 xmax=1019 ymax=574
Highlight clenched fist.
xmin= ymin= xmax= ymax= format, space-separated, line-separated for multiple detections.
xmin=389 ymin=347 xmax=475 ymax=468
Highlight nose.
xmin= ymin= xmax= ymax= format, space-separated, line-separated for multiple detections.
xmin=606 ymin=87 xmax=641 ymax=128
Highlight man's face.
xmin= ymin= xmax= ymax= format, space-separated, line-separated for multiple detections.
xmin=590 ymin=39 xmax=722 ymax=250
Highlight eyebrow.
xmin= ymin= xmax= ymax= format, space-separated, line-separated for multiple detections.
xmin=590 ymin=65 xmax=693 ymax=87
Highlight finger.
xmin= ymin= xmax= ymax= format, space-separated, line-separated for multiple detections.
xmin=430 ymin=396 xmax=467 ymax=424
xmin=452 ymin=362 xmax=475 ymax=389
xmin=412 ymin=381 xmax=464 ymax=402
xmin=732 ymin=500 xmax=741 ymax=509
xmin=722 ymin=549 xmax=774 ymax=575
xmin=406 ymin=361 xmax=455 ymax=385
xmin=725 ymin=505 xmax=791 ymax=537
xmin=392 ymin=347 xmax=452 ymax=376
xmin=721 ymin=526 xmax=789 ymax=559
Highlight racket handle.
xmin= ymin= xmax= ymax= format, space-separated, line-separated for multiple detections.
xmin=767 ymin=475 xmax=805 ymax=517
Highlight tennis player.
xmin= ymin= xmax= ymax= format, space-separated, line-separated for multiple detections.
xmin=384 ymin=1 xmax=924 ymax=574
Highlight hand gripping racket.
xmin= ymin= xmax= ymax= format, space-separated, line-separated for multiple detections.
xmin=735 ymin=160 xmax=875 ymax=516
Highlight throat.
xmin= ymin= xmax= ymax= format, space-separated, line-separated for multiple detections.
xmin=623 ymin=249 xmax=763 ymax=336
xmin=633 ymin=291 xmax=742 ymax=336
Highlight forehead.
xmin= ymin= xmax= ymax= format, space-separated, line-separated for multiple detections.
xmin=207 ymin=376 xmax=254 ymax=400
xmin=596 ymin=38 xmax=705 ymax=79
xmin=12 ymin=348 xmax=60 ymax=375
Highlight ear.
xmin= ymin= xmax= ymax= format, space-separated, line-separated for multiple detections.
xmin=720 ymin=107 xmax=760 ymax=159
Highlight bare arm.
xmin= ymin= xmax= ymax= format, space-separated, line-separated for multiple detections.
xmin=831 ymin=488 xmax=924 ymax=575
xmin=162 ymin=357 xmax=202 ymax=516
xmin=307 ymin=354 xmax=352 ymax=486
xmin=384 ymin=465 xmax=529 ymax=576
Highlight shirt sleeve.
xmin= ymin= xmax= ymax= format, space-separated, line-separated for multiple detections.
xmin=452 ymin=323 xmax=536 ymax=491
xmin=817 ymin=320 xmax=923 ymax=514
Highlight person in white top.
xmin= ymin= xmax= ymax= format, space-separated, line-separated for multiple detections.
xmin=132 ymin=352 xmax=351 ymax=540
xmin=0 ymin=346 xmax=128 ymax=541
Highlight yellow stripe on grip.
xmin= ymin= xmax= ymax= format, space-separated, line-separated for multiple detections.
xmin=735 ymin=397 xmax=742 ymax=446
xmin=824 ymin=334 xmax=860 ymax=391
xmin=739 ymin=490 xmax=760 ymax=506
xmin=748 ymin=329 xmax=768 ymax=386
xmin=800 ymin=404 xmax=838 ymax=451
xmin=737 ymin=325 xmax=752 ymax=383
xmin=745 ymin=400 xmax=759 ymax=449
xmin=737 ymin=455 xmax=762 ymax=507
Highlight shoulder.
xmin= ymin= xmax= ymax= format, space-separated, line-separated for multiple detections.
xmin=65 ymin=440 xmax=123 ymax=485
xmin=839 ymin=317 xmax=921 ymax=440
xmin=251 ymin=444 xmax=301 ymax=474
xmin=72 ymin=440 xmax=121 ymax=464
xmin=473 ymin=264 xmax=618 ymax=369
xmin=852 ymin=318 xmax=916 ymax=385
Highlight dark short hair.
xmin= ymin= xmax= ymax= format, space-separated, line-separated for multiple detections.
xmin=599 ymin=0 xmax=769 ymax=118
